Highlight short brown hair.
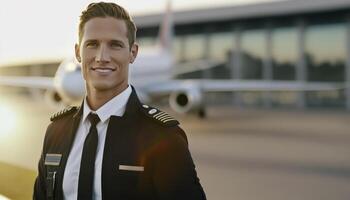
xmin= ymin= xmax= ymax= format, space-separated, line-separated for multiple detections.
xmin=78 ymin=2 xmax=137 ymax=48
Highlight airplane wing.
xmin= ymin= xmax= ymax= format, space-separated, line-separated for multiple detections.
xmin=0 ymin=75 xmax=344 ymax=94
xmin=144 ymin=79 xmax=345 ymax=95
xmin=0 ymin=76 xmax=55 ymax=90
xmin=174 ymin=59 xmax=223 ymax=76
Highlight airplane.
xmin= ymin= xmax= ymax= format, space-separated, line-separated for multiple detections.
xmin=0 ymin=2 xmax=344 ymax=118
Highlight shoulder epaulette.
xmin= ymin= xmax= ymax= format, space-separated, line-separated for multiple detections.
xmin=50 ymin=106 xmax=78 ymax=121
xmin=141 ymin=104 xmax=179 ymax=127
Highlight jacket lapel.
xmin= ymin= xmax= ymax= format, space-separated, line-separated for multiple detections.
xmin=101 ymin=86 xmax=144 ymax=196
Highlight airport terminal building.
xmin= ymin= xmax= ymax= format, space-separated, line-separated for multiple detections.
xmin=134 ymin=0 xmax=350 ymax=110
xmin=1 ymin=0 xmax=350 ymax=110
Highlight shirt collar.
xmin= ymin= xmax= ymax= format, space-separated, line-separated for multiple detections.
xmin=82 ymin=85 xmax=132 ymax=124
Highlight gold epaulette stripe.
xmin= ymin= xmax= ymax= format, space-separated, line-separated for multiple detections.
xmin=154 ymin=113 xmax=169 ymax=119
xmin=153 ymin=113 xmax=175 ymax=122
xmin=158 ymin=115 xmax=174 ymax=121
xmin=162 ymin=118 xmax=176 ymax=123
xmin=143 ymin=105 xmax=178 ymax=125
xmin=154 ymin=112 xmax=166 ymax=118
xmin=154 ymin=112 xmax=172 ymax=119
xmin=50 ymin=106 xmax=77 ymax=121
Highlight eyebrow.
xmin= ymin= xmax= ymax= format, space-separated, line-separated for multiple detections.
xmin=83 ymin=39 xmax=126 ymax=45
xmin=83 ymin=39 xmax=97 ymax=45
xmin=110 ymin=40 xmax=126 ymax=45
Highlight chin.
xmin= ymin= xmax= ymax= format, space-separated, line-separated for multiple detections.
xmin=90 ymin=81 xmax=112 ymax=90
xmin=92 ymin=81 xmax=126 ymax=92
xmin=94 ymin=85 xmax=114 ymax=91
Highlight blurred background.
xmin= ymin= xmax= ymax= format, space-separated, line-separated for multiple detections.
xmin=0 ymin=0 xmax=350 ymax=199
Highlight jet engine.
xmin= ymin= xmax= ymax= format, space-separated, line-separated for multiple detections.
xmin=169 ymin=86 xmax=206 ymax=117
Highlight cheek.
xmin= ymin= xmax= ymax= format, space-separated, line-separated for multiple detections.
xmin=81 ymin=64 xmax=89 ymax=80
xmin=81 ymin=49 xmax=95 ymax=60
xmin=113 ymin=54 xmax=131 ymax=67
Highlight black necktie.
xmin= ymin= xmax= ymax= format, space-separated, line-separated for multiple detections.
xmin=78 ymin=113 xmax=100 ymax=200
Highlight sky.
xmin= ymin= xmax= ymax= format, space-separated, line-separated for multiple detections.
xmin=0 ymin=0 xmax=280 ymax=66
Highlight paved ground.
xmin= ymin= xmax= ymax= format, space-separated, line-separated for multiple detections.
xmin=177 ymin=107 xmax=350 ymax=200
xmin=0 ymin=93 xmax=350 ymax=199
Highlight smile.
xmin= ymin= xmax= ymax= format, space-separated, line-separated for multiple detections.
xmin=95 ymin=68 xmax=113 ymax=72
xmin=91 ymin=67 xmax=116 ymax=73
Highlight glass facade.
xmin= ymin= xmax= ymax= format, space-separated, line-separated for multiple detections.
xmin=182 ymin=34 xmax=206 ymax=61
xmin=239 ymin=29 xmax=266 ymax=105
xmin=271 ymin=26 xmax=297 ymax=80
xmin=207 ymin=31 xmax=235 ymax=79
xmin=137 ymin=37 xmax=156 ymax=48
xmin=305 ymin=22 xmax=346 ymax=107
xmin=305 ymin=23 xmax=346 ymax=82
xmin=174 ymin=36 xmax=186 ymax=62
xmin=241 ymin=29 xmax=266 ymax=79
xmin=208 ymin=32 xmax=235 ymax=62
xmin=270 ymin=26 xmax=298 ymax=106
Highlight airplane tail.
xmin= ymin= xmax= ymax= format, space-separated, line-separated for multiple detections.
xmin=157 ymin=0 xmax=173 ymax=52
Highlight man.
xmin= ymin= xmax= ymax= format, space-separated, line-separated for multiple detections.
xmin=34 ymin=2 xmax=206 ymax=200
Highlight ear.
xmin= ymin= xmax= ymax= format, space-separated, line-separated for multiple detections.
xmin=129 ymin=43 xmax=139 ymax=64
xmin=75 ymin=43 xmax=81 ymax=63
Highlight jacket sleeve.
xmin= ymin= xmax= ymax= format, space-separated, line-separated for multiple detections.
xmin=33 ymin=123 xmax=53 ymax=199
xmin=33 ymin=152 xmax=46 ymax=199
xmin=152 ymin=126 xmax=206 ymax=200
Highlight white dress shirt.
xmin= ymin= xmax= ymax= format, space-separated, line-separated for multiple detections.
xmin=63 ymin=85 xmax=131 ymax=200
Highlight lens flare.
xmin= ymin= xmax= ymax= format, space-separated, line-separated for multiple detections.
xmin=0 ymin=194 xmax=10 ymax=200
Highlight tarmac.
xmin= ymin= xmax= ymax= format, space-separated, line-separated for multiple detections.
xmin=178 ymin=107 xmax=350 ymax=200
xmin=0 ymin=93 xmax=350 ymax=199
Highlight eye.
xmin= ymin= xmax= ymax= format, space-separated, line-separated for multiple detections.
xmin=110 ymin=42 xmax=123 ymax=49
xmin=85 ymin=41 xmax=98 ymax=48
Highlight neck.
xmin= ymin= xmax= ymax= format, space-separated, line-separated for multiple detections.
xmin=86 ymin=84 xmax=128 ymax=111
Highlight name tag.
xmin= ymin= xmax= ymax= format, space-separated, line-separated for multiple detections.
xmin=118 ymin=165 xmax=144 ymax=172
xmin=44 ymin=154 xmax=62 ymax=166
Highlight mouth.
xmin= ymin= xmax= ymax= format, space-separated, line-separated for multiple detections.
xmin=91 ymin=66 xmax=116 ymax=73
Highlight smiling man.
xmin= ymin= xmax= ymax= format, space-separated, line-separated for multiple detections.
xmin=33 ymin=2 xmax=206 ymax=200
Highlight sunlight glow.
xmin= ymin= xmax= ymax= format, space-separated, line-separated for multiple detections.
xmin=0 ymin=194 xmax=10 ymax=200
xmin=0 ymin=0 xmax=280 ymax=66
xmin=0 ymin=104 xmax=16 ymax=136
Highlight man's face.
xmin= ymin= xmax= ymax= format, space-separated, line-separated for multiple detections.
xmin=75 ymin=17 xmax=138 ymax=95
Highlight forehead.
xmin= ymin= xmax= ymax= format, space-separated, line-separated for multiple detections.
xmin=82 ymin=17 xmax=128 ymax=42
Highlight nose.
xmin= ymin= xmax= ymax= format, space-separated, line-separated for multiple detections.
xmin=96 ymin=44 xmax=111 ymax=63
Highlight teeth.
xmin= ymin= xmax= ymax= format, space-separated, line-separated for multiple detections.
xmin=95 ymin=68 xmax=112 ymax=73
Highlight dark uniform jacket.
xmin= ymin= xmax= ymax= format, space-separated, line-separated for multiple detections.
xmin=33 ymin=87 xmax=206 ymax=200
